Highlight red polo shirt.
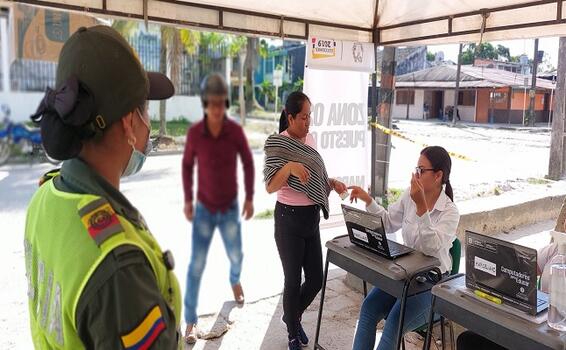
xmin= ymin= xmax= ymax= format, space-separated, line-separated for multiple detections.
xmin=182 ymin=116 xmax=254 ymax=213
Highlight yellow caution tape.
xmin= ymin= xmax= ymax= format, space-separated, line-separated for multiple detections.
xmin=369 ymin=122 xmax=473 ymax=161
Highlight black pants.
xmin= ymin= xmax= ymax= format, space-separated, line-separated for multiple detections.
xmin=457 ymin=331 xmax=508 ymax=350
xmin=274 ymin=202 xmax=323 ymax=339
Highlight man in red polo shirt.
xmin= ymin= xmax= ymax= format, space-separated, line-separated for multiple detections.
xmin=182 ymin=73 xmax=255 ymax=343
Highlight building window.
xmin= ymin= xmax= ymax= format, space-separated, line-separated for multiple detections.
xmin=396 ymin=90 xmax=415 ymax=105
xmin=492 ymin=91 xmax=507 ymax=103
xmin=458 ymin=90 xmax=476 ymax=106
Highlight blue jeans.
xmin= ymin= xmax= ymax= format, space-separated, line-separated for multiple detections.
xmin=184 ymin=200 xmax=243 ymax=324
xmin=352 ymin=287 xmax=432 ymax=350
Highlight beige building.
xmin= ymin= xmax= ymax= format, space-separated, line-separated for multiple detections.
xmin=392 ymin=65 xmax=556 ymax=124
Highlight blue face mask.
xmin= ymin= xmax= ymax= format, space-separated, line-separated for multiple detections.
xmin=122 ymin=138 xmax=151 ymax=177
xmin=122 ymin=109 xmax=152 ymax=177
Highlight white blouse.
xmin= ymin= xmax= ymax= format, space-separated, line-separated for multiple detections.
xmin=366 ymin=188 xmax=460 ymax=274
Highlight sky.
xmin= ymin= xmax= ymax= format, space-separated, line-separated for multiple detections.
xmin=428 ymin=37 xmax=559 ymax=70
xmin=271 ymin=36 xmax=560 ymax=73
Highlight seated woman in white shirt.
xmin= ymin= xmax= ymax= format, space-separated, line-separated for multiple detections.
xmin=349 ymin=146 xmax=460 ymax=350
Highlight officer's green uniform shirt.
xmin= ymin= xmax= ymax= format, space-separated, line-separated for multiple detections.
xmin=25 ymin=158 xmax=181 ymax=349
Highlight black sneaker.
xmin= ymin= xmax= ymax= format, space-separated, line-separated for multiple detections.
xmin=296 ymin=322 xmax=309 ymax=346
xmin=288 ymin=337 xmax=302 ymax=350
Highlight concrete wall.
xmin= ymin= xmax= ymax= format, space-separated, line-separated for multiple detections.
xmin=148 ymin=96 xmax=203 ymax=122
xmin=392 ymin=89 xmax=425 ymax=120
xmin=456 ymin=194 xmax=565 ymax=244
xmin=442 ymin=90 xmax=476 ymax=122
xmin=0 ymin=92 xmax=202 ymax=123
xmin=0 ymin=92 xmax=43 ymax=122
xmin=441 ymin=90 xmax=471 ymax=121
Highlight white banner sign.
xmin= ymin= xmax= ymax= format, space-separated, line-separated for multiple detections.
xmin=304 ymin=67 xmax=370 ymax=214
xmin=306 ymin=37 xmax=375 ymax=73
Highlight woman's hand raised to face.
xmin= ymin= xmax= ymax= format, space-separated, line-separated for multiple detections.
xmin=410 ymin=173 xmax=428 ymax=216
xmin=348 ymin=186 xmax=372 ymax=206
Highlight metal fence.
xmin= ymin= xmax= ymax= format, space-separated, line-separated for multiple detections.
xmin=7 ymin=32 xmax=232 ymax=96
xmin=10 ymin=60 xmax=57 ymax=92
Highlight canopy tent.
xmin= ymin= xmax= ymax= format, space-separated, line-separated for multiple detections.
xmin=6 ymin=0 xmax=566 ymax=45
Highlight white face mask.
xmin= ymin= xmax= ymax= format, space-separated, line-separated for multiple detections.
xmin=122 ymin=138 xmax=151 ymax=177
xmin=122 ymin=108 xmax=151 ymax=178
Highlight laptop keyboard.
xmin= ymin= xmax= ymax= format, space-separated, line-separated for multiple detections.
xmin=389 ymin=240 xmax=411 ymax=255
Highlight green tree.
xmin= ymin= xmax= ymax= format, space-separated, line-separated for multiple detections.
xmin=293 ymin=78 xmax=304 ymax=92
xmin=426 ymin=51 xmax=436 ymax=62
xmin=157 ymin=26 xmax=189 ymax=136
xmin=461 ymin=43 xmax=507 ymax=64
xmin=225 ymin=35 xmax=248 ymax=124
xmin=245 ymin=38 xmax=260 ymax=114
xmin=113 ymin=19 xmax=201 ymax=137
xmin=259 ymin=39 xmax=269 ymax=60
xmin=538 ymin=52 xmax=556 ymax=73
xmin=260 ymin=80 xmax=274 ymax=107
xmin=496 ymin=44 xmax=511 ymax=61
xmin=111 ymin=20 xmax=138 ymax=37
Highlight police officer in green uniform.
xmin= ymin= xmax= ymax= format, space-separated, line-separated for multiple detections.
xmin=24 ymin=26 xmax=182 ymax=349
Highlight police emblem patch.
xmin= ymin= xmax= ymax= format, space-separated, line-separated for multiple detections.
xmin=79 ymin=198 xmax=124 ymax=246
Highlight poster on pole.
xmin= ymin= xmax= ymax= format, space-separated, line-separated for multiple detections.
xmin=303 ymin=37 xmax=374 ymax=214
xmin=306 ymin=37 xmax=375 ymax=72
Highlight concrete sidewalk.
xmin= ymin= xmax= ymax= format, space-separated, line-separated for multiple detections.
xmin=184 ymin=219 xmax=557 ymax=350
xmin=184 ymin=269 xmax=450 ymax=350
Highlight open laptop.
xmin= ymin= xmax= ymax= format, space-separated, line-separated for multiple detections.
xmin=465 ymin=230 xmax=549 ymax=316
xmin=341 ymin=204 xmax=413 ymax=259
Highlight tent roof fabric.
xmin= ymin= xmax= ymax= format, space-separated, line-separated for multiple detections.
xmin=395 ymin=65 xmax=556 ymax=89
xmin=9 ymin=0 xmax=566 ymax=45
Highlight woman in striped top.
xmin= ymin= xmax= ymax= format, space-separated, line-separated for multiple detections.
xmin=265 ymin=91 xmax=347 ymax=350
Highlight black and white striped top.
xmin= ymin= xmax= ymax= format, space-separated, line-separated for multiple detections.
xmin=263 ymin=134 xmax=331 ymax=219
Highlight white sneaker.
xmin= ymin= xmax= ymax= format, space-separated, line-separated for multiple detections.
xmin=184 ymin=324 xmax=197 ymax=344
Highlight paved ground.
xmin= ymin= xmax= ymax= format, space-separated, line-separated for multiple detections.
xmin=0 ymin=120 xmax=563 ymax=348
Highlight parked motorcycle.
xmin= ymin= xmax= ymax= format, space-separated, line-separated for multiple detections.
xmin=0 ymin=105 xmax=60 ymax=166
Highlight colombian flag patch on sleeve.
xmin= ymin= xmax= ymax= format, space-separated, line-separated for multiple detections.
xmin=121 ymin=305 xmax=166 ymax=350
xmin=78 ymin=198 xmax=123 ymax=246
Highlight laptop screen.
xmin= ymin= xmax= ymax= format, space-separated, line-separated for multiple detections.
xmin=465 ymin=231 xmax=538 ymax=315
xmin=341 ymin=205 xmax=388 ymax=254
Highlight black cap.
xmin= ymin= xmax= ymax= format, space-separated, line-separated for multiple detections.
xmin=56 ymin=25 xmax=174 ymax=129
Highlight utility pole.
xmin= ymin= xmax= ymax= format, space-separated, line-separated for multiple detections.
xmin=528 ymin=38 xmax=539 ymax=126
xmin=372 ymin=46 xmax=395 ymax=201
xmin=549 ymin=37 xmax=566 ymax=180
xmin=452 ymin=43 xmax=463 ymax=126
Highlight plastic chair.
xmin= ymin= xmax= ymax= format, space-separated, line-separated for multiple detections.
xmin=402 ymin=238 xmax=461 ymax=350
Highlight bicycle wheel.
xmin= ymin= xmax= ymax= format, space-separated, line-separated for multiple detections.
xmin=0 ymin=139 xmax=11 ymax=165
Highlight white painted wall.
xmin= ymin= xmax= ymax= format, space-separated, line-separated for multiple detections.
xmin=392 ymin=89 xmax=425 ymax=120
xmin=444 ymin=90 xmax=455 ymax=112
xmin=148 ymin=96 xmax=203 ymax=122
xmin=0 ymin=17 xmax=9 ymax=93
xmin=444 ymin=90 xmax=476 ymax=122
xmin=0 ymin=92 xmax=203 ymax=123
xmin=458 ymin=106 xmax=476 ymax=122
xmin=0 ymin=92 xmax=43 ymax=122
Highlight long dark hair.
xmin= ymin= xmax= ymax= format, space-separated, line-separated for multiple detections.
xmin=420 ymin=146 xmax=454 ymax=201
xmin=279 ymin=91 xmax=311 ymax=133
